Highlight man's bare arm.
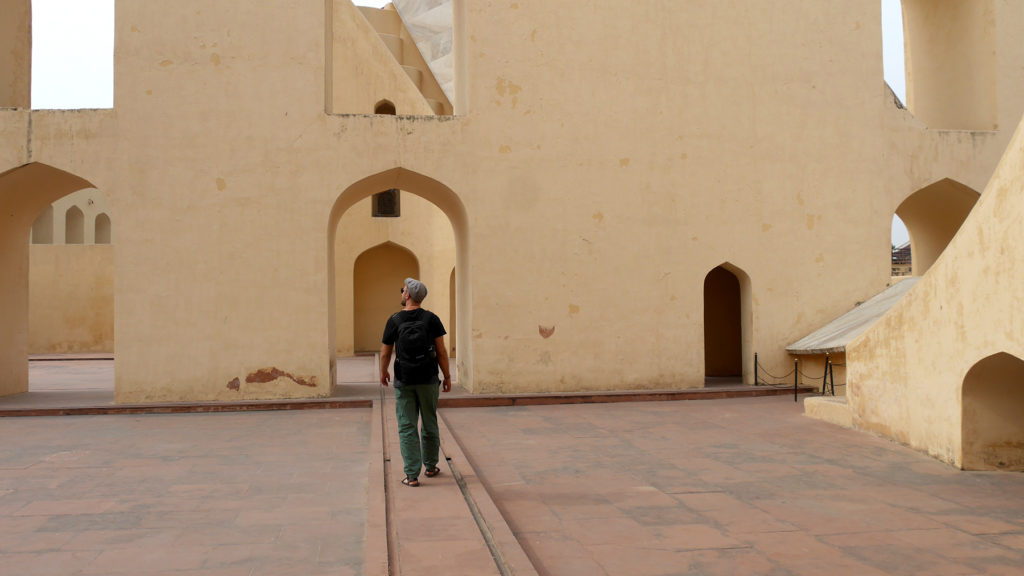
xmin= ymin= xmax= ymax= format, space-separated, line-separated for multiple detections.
xmin=380 ymin=344 xmax=394 ymax=386
xmin=435 ymin=336 xmax=451 ymax=393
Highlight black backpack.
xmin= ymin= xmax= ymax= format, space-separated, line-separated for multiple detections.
xmin=395 ymin=313 xmax=436 ymax=382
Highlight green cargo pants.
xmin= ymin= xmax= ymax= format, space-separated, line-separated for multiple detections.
xmin=394 ymin=380 xmax=441 ymax=479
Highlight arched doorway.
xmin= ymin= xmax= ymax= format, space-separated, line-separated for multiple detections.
xmin=703 ymin=263 xmax=752 ymax=385
xmin=328 ymin=168 xmax=472 ymax=390
xmin=352 ymin=242 xmax=419 ymax=353
xmin=0 ymin=163 xmax=103 ymax=397
xmin=895 ymin=178 xmax=979 ymax=276
xmin=961 ymin=352 xmax=1024 ymax=471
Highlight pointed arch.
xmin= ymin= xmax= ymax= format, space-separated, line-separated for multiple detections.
xmin=0 ymin=162 xmax=97 ymax=397
xmin=95 ymin=213 xmax=111 ymax=244
xmin=352 ymin=241 xmax=420 ymax=353
xmin=65 ymin=206 xmax=85 ymax=244
xmin=895 ymin=178 xmax=980 ymax=276
xmin=961 ymin=352 xmax=1024 ymax=470
xmin=329 ymin=168 xmax=472 ymax=390
xmin=702 ymin=262 xmax=753 ymax=384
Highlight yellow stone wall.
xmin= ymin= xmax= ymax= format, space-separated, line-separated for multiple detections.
xmin=29 ymin=245 xmax=114 ymax=354
xmin=0 ymin=1 xmax=1022 ymax=405
xmin=847 ymin=116 xmax=1024 ymax=469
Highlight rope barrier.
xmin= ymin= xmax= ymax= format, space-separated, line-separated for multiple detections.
xmin=797 ymin=368 xmax=825 ymax=381
xmin=757 ymin=366 xmax=795 ymax=381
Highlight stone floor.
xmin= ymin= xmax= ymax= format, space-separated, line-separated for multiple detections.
xmin=444 ymin=398 xmax=1024 ymax=576
xmin=2 ymin=360 xmax=1023 ymax=575
xmin=0 ymin=410 xmax=370 ymax=575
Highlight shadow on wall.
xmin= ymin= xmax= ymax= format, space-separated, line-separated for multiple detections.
xmin=961 ymin=352 xmax=1024 ymax=471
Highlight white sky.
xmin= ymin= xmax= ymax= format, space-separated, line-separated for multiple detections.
xmin=30 ymin=0 xmax=909 ymax=244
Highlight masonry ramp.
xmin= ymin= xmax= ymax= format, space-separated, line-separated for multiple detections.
xmin=787 ymin=278 xmax=920 ymax=355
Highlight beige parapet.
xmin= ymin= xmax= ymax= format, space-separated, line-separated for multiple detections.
xmin=29 ymin=245 xmax=114 ymax=354
xmin=804 ymin=396 xmax=853 ymax=429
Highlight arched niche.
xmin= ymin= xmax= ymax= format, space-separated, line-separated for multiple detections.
xmin=703 ymin=262 xmax=753 ymax=384
xmin=961 ymin=352 xmax=1024 ymax=471
xmin=374 ymin=99 xmax=397 ymax=115
xmin=95 ymin=213 xmax=111 ymax=244
xmin=895 ymin=178 xmax=979 ymax=276
xmin=329 ymin=168 xmax=472 ymax=390
xmin=65 ymin=206 xmax=85 ymax=244
xmin=352 ymin=242 xmax=419 ymax=353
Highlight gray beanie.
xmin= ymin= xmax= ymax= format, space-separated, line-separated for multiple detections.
xmin=404 ymin=278 xmax=428 ymax=303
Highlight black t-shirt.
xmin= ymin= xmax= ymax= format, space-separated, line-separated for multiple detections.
xmin=382 ymin=308 xmax=446 ymax=385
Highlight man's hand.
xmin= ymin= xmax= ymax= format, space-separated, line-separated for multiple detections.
xmin=441 ymin=375 xmax=452 ymax=393
xmin=381 ymin=369 xmax=391 ymax=387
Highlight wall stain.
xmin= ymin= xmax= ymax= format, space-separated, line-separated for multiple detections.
xmin=568 ymin=304 xmax=580 ymax=316
xmin=619 ymin=158 xmax=630 ymax=167
xmin=246 ymin=367 xmax=318 ymax=387
xmin=499 ymin=145 xmax=512 ymax=154
xmin=539 ymin=325 xmax=555 ymax=339
xmin=159 ymin=60 xmax=174 ymax=67
xmin=227 ymin=378 xmax=240 ymax=391
xmin=216 ymin=177 xmax=227 ymax=191
xmin=210 ymin=53 xmax=221 ymax=66
xmin=592 ymin=211 xmax=604 ymax=223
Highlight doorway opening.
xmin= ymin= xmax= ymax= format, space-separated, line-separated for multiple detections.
xmin=329 ymin=168 xmax=471 ymax=391
xmin=0 ymin=163 xmax=114 ymax=401
xmin=703 ymin=263 xmax=752 ymax=386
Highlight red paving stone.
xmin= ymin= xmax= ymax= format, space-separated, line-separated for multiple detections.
xmin=442 ymin=396 xmax=1024 ymax=576
xmin=5 ymin=362 xmax=1024 ymax=576
xmin=0 ymin=411 xmax=370 ymax=576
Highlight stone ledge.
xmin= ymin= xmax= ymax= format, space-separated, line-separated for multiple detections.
xmin=804 ymin=395 xmax=853 ymax=428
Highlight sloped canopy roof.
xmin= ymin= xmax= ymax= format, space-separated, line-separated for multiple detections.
xmin=787 ymin=278 xmax=920 ymax=355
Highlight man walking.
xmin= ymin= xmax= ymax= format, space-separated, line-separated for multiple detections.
xmin=380 ymin=278 xmax=452 ymax=487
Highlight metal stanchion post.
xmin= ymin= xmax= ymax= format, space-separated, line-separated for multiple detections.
xmin=794 ymin=359 xmax=798 ymax=402
xmin=821 ymin=354 xmax=829 ymax=395
xmin=829 ymin=359 xmax=835 ymax=396
xmin=754 ymin=353 xmax=759 ymax=386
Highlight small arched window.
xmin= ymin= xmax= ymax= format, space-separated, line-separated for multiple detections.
xmin=65 ymin=206 xmax=84 ymax=244
xmin=374 ymin=99 xmax=397 ymax=115
xmin=95 ymin=213 xmax=111 ymax=244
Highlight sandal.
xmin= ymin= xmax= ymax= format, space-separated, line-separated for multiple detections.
xmin=402 ymin=476 xmax=420 ymax=487
xmin=424 ymin=466 xmax=441 ymax=478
